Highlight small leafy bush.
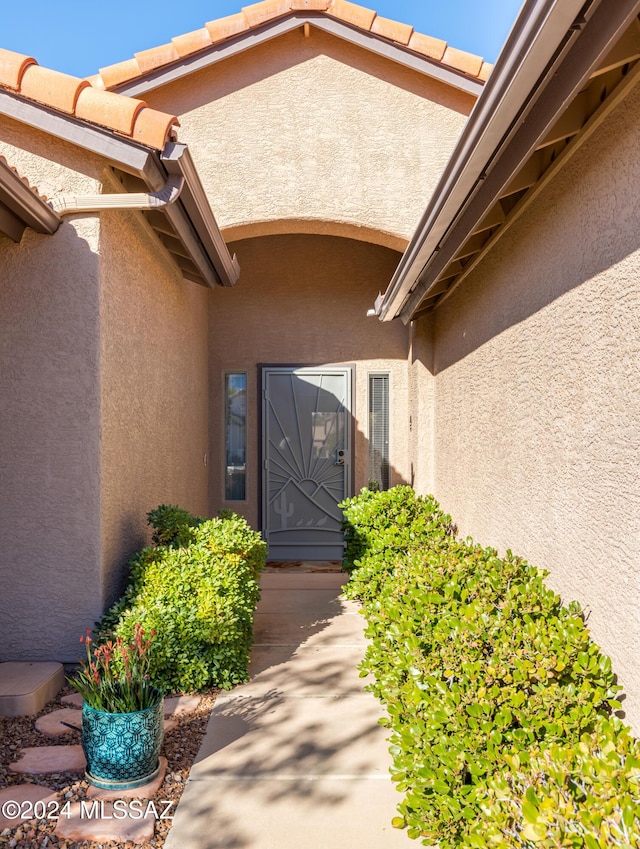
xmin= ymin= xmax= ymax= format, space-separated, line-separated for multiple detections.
xmin=97 ymin=509 xmax=266 ymax=692
xmin=475 ymin=717 xmax=640 ymax=847
xmin=343 ymin=486 xmax=639 ymax=847
xmin=146 ymin=503 xmax=204 ymax=548
xmin=339 ymin=486 xmax=454 ymax=603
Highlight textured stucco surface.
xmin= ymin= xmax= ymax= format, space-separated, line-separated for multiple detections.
xmin=145 ymin=28 xmax=474 ymax=243
xmin=208 ymin=234 xmax=408 ymax=530
xmin=0 ymin=122 xmax=103 ymax=661
xmin=0 ymin=121 xmax=212 ymax=660
xmin=423 ymin=83 xmax=640 ymax=731
xmin=99 ymin=189 xmax=210 ymax=607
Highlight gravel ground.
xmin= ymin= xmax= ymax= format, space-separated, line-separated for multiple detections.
xmin=0 ymin=686 xmax=218 ymax=848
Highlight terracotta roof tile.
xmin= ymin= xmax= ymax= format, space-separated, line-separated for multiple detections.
xmin=0 ymin=47 xmax=36 ymax=90
xmin=442 ymin=45 xmax=483 ymax=77
xmin=130 ymin=106 xmax=181 ymax=149
xmin=478 ymin=61 xmax=493 ymax=82
xmin=84 ymin=73 xmax=105 ymax=89
xmin=0 ymin=48 xmax=179 ymax=150
xmin=205 ymin=13 xmax=247 ymax=43
xmin=20 ymin=65 xmax=89 ymax=115
xmin=99 ymin=58 xmax=144 ymax=90
xmin=92 ymin=2 xmax=490 ymax=91
xmin=134 ymin=43 xmax=180 ymax=75
xmin=408 ymin=31 xmax=447 ymax=62
xmin=172 ymin=28 xmax=213 ymax=58
xmin=290 ymin=0 xmax=331 ymax=9
xmin=75 ymin=87 xmax=145 ymax=135
xmin=327 ymin=0 xmax=377 ymax=30
xmin=242 ymin=0 xmax=292 ymax=28
xmin=370 ymin=15 xmax=413 ymax=46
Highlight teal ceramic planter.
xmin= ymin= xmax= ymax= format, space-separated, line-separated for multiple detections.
xmin=81 ymin=694 xmax=164 ymax=790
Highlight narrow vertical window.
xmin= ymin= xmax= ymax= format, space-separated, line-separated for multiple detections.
xmin=224 ymin=373 xmax=247 ymax=500
xmin=368 ymin=373 xmax=389 ymax=490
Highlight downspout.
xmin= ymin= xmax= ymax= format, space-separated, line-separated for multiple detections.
xmin=49 ymin=174 xmax=184 ymax=215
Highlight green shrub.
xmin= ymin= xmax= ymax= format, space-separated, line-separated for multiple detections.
xmin=146 ymin=503 xmax=204 ymax=547
xmin=474 ymin=717 xmax=640 ymax=847
xmin=339 ymin=486 xmax=454 ymax=603
xmin=97 ymin=510 xmax=266 ymax=692
xmin=345 ymin=487 xmax=637 ymax=847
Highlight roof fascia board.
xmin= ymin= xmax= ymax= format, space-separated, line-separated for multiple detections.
xmin=161 ymin=143 xmax=240 ymax=287
xmin=394 ymin=0 xmax=640 ymax=322
xmin=0 ymin=88 xmax=151 ymax=177
xmin=0 ymin=157 xmax=60 ymax=234
xmin=113 ymin=13 xmax=484 ymax=99
xmin=378 ymin=0 xmax=593 ymax=321
xmin=141 ymin=149 xmax=228 ymax=288
xmin=0 ymin=89 xmax=236 ymax=287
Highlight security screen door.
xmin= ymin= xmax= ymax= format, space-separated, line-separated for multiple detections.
xmin=262 ymin=366 xmax=352 ymax=560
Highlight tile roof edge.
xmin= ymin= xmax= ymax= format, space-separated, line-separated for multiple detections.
xmin=93 ymin=2 xmax=492 ymax=92
xmin=0 ymin=47 xmax=179 ymax=150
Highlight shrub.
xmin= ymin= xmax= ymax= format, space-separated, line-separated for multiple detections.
xmin=146 ymin=503 xmax=204 ymax=547
xmin=97 ymin=510 xmax=266 ymax=692
xmin=475 ymin=717 xmax=640 ymax=847
xmin=339 ymin=486 xmax=454 ymax=603
xmin=344 ymin=486 xmax=638 ymax=847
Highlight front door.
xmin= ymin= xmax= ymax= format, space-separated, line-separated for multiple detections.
xmin=262 ymin=366 xmax=352 ymax=560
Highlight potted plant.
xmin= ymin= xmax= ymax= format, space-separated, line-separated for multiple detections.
xmin=70 ymin=625 xmax=164 ymax=791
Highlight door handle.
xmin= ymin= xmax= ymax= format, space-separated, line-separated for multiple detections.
xmin=335 ymin=449 xmax=346 ymax=466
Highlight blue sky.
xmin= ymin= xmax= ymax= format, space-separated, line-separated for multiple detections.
xmin=4 ymin=1 xmax=524 ymax=78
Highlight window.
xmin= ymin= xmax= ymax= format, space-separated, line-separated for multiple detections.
xmin=368 ymin=373 xmax=389 ymax=490
xmin=224 ymin=373 xmax=247 ymax=500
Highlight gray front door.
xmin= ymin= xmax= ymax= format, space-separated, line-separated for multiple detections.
xmin=262 ymin=366 xmax=352 ymax=560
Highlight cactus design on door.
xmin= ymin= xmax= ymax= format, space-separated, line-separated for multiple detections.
xmin=262 ymin=366 xmax=352 ymax=560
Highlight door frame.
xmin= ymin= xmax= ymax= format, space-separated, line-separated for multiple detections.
xmin=258 ymin=363 xmax=356 ymax=556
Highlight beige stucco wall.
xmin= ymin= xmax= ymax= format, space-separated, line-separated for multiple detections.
xmin=98 ymin=188 xmax=211 ymax=607
xmin=0 ymin=121 xmax=103 ymax=661
xmin=208 ymin=233 xmax=408 ymax=530
xmin=0 ymin=119 xmax=212 ymax=660
xmin=421 ymin=82 xmax=640 ymax=730
xmin=145 ymin=27 xmax=474 ymax=245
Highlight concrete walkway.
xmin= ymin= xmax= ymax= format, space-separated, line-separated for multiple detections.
xmin=165 ymin=570 xmax=411 ymax=849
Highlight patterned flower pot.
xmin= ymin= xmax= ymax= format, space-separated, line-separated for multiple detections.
xmin=81 ymin=693 xmax=164 ymax=790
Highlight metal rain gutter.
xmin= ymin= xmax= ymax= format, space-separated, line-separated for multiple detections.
xmin=49 ymin=175 xmax=185 ymax=215
xmin=376 ymin=0 xmax=592 ymax=322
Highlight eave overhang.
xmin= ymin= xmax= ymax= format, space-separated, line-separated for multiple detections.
xmin=111 ymin=13 xmax=485 ymax=100
xmin=0 ymin=88 xmax=239 ymax=287
xmin=0 ymin=155 xmax=60 ymax=242
xmin=377 ymin=0 xmax=640 ymax=323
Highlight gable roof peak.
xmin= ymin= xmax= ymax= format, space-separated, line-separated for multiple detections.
xmin=94 ymin=1 xmax=492 ymax=92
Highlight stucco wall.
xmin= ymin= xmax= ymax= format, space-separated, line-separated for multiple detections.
xmin=208 ymin=233 xmax=407 ymax=530
xmin=145 ymin=27 xmax=474 ymax=244
xmin=0 ymin=121 xmax=103 ymax=661
xmin=98 ymin=192 xmax=210 ymax=606
xmin=423 ymin=83 xmax=640 ymax=730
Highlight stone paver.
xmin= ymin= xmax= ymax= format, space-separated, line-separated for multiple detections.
xmin=166 ymin=572 xmax=412 ymax=849
xmin=54 ymin=800 xmax=156 ymax=844
xmin=164 ymin=695 xmax=201 ymax=716
xmin=0 ymin=785 xmax=58 ymax=829
xmin=60 ymin=692 xmax=83 ymax=708
xmin=35 ymin=707 xmax=82 ymax=737
xmin=10 ymin=745 xmax=86 ymax=774
xmin=87 ymin=756 xmax=168 ymax=799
